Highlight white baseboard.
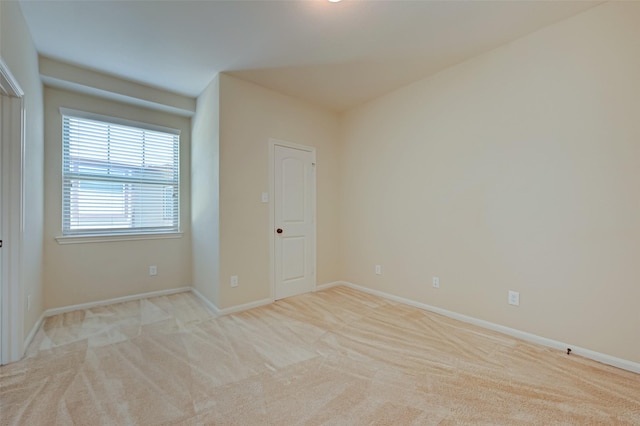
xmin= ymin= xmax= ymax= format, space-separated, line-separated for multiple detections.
xmin=43 ymin=287 xmax=192 ymax=317
xmin=195 ymin=281 xmax=348 ymax=315
xmin=23 ymin=311 xmax=46 ymax=355
xmin=40 ymin=284 xmax=272 ymax=322
xmin=24 ymin=280 xmax=639 ymax=374
xmin=339 ymin=281 xmax=640 ymax=375
xmin=190 ymin=287 xmax=220 ymax=315
xmin=189 ymin=288 xmax=272 ymax=316
xmin=216 ymin=298 xmax=273 ymax=315
xmin=315 ymin=281 xmax=342 ymax=291
xmin=214 ymin=280 xmax=353 ymax=314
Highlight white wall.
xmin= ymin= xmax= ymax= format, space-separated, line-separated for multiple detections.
xmin=191 ymin=75 xmax=220 ymax=306
xmin=43 ymin=87 xmax=192 ymax=309
xmin=340 ymin=2 xmax=640 ymax=363
xmin=217 ymin=73 xmax=341 ymax=309
xmin=0 ymin=1 xmax=44 ymax=337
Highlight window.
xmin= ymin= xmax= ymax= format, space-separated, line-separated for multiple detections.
xmin=61 ymin=109 xmax=180 ymax=237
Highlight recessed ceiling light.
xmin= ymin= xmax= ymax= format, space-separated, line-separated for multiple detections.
xmin=328 ymin=0 xmax=342 ymax=3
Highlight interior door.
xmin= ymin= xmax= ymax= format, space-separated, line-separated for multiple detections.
xmin=274 ymin=144 xmax=315 ymax=300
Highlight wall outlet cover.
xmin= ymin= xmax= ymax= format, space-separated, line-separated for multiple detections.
xmin=508 ymin=290 xmax=520 ymax=306
xmin=432 ymin=277 xmax=440 ymax=288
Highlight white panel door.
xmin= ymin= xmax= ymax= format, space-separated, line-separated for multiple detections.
xmin=274 ymin=144 xmax=315 ymax=300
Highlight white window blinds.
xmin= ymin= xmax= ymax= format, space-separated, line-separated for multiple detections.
xmin=61 ymin=109 xmax=180 ymax=236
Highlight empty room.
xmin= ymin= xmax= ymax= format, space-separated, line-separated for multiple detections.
xmin=1 ymin=0 xmax=639 ymax=424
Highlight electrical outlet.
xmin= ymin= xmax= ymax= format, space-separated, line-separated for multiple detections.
xmin=231 ymin=275 xmax=239 ymax=287
xmin=508 ymin=290 xmax=520 ymax=306
xmin=149 ymin=265 xmax=157 ymax=276
xmin=432 ymin=276 xmax=440 ymax=289
xmin=375 ymin=265 xmax=382 ymax=275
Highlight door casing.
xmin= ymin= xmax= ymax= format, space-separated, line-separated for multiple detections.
xmin=0 ymin=56 xmax=25 ymax=365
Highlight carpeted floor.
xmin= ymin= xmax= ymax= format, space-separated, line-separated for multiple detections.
xmin=1 ymin=285 xmax=638 ymax=425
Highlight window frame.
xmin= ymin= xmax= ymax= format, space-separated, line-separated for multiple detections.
xmin=58 ymin=108 xmax=182 ymax=243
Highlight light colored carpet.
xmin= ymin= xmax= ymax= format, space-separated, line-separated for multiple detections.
xmin=1 ymin=285 xmax=638 ymax=425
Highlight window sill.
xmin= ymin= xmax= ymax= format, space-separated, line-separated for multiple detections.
xmin=55 ymin=232 xmax=183 ymax=245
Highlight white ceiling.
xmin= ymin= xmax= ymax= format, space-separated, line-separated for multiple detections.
xmin=19 ymin=0 xmax=601 ymax=112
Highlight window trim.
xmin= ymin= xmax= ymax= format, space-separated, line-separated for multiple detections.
xmin=59 ymin=108 xmax=181 ymax=238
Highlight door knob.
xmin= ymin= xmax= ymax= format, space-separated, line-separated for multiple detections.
xmin=276 ymin=228 xmax=283 ymax=234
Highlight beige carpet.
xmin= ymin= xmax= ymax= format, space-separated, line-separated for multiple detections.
xmin=1 ymin=286 xmax=638 ymax=425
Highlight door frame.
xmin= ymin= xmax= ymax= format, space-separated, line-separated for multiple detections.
xmin=268 ymin=138 xmax=317 ymax=301
xmin=0 ymin=56 xmax=25 ymax=365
